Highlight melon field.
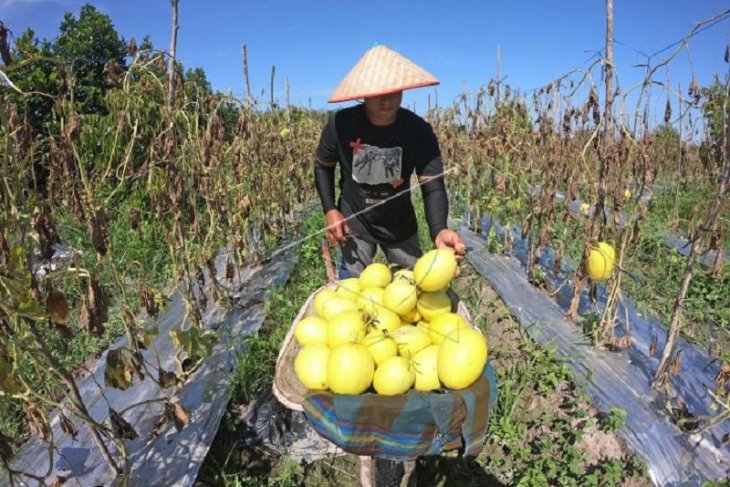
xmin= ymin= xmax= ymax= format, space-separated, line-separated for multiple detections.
xmin=0 ymin=3 xmax=729 ymax=487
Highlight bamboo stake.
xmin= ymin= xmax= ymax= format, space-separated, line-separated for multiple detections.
xmin=242 ymin=44 xmax=251 ymax=104
xmin=166 ymin=0 xmax=180 ymax=110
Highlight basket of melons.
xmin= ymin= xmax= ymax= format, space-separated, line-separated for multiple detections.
xmin=273 ymin=249 xmax=489 ymax=411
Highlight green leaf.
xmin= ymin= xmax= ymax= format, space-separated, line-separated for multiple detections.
xmin=18 ymin=297 xmax=47 ymax=321
xmin=170 ymin=327 xmax=219 ymax=359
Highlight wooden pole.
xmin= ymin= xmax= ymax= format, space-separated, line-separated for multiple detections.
xmin=567 ymin=0 xmax=614 ymax=320
xmin=593 ymin=0 xmax=613 ymax=233
xmin=242 ymin=44 xmax=251 ymax=104
xmin=166 ymin=0 xmax=180 ymax=110
xmin=270 ymin=65 xmax=276 ymax=109
xmin=496 ymin=45 xmax=501 ymax=106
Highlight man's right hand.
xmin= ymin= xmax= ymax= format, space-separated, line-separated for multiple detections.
xmin=325 ymin=209 xmax=351 ymax=244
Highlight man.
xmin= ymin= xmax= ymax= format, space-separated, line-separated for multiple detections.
xmin=314 ymin=44 xmax=466 ymax=277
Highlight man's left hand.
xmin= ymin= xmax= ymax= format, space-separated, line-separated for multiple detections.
xmin=434 ymin=229 xmax=467 ymax=261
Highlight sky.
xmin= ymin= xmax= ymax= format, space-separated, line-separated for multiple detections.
xmin=1 ymin=0 xmax=729 ymax=120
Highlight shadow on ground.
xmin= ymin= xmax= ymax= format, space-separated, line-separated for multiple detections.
xmin=417 ymin=456 xmax=506 ymax=487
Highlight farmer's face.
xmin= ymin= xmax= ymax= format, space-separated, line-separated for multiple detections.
xmin=364 ymin=91 xmax=403 ymax=125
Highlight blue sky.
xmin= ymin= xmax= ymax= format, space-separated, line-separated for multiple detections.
xmin=2 ymin=0 xmax=729 ymax=119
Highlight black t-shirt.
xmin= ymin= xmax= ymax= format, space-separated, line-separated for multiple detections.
xmin=316 ymin=104 xmax=443 ymax=244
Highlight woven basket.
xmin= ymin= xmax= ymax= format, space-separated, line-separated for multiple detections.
xmin=273 ymin=282 xmax=473 ymax=411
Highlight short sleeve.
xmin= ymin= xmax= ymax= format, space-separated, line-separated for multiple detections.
xmin=415 ymin=122 xmax=442 ymax=177
xmin=315 ymin=113 xmax=339 ymax=165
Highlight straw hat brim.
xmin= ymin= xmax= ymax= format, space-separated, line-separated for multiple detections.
xmin=328 ymin=45 xmax=439 ymax=103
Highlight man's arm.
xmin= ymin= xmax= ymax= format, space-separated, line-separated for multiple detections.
xmin=418 ymin=174 xmax=448 ymax=241
xmin=418 ymin=173 xmax=466 ymax=258
xmin=315 ymin=114 xmax=350 ymax=244
xmin=314 ymin=158 xmax=337 ymax=213
xmin=315 ymin=158 xmax=350 ymax=244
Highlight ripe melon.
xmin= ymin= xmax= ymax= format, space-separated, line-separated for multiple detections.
xmin=359 ymin=263 xmax=391 ymax=288
xmin=328 ymin=344 xmax=374 ymax=394
xmin=295 ymin=345 xmax=330 ymax=390
xmin=416 ymin=290 xmax=452 ymax=321
xmin=437 ymin=328 xmax=488 ymax=390
xmin=373 ymin=356 xmax=415 ymax=395
xmin=586 ymin=242 xmax=616 ymax=281
xmin=413 ymin=249 xmax=457 ymax=291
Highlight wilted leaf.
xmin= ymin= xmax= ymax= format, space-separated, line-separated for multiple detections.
xmin=715 ymin=364 xmax=730 ymax=391
xmin=0 ymin=431 xmax=12 ymax=462
xmin=196 ymin=266 xmax=206 ymax=288
xmin=225 ymin=260 xmax=234 ymax=282
xmin=669 ymin=350 xmax=683 ymax=375
xmin=88 ymin=208 xmax=109 ymax=255
xmin=0 ymin=232 xmax=10 ymax=268
xmin=24 ymin=403 xmax=51 ymax=442
xmin=105 ymin=349 xmax=133 ymax=390
xmin=33 ymin=203 xmax=60 ymax=260
xmin=46 ymin=289 xmax=70 ymax=325
xmin=209 ymin=284 xmax=219 ymax=304
xmin=86 ymin=273 xmax=110 ymax=336
xmin=167 ymin=402 xmax=190 ymax=432
xmin=153 ymin=408 xmax=170 ymax=436
xmin=109 ymin=408 xmax=138 ymax=440
xmin=49 ymin=476 xmax=67 ymax=487
xmin=129 ymin=351 xmax=145 ymax=382
xmin=79 ymin=295 xmax=91 ymax=333
xmin=59 ymin=411 xmax=78 ymax=439
xmin=140 ymin=284 xmax=159 ymax=319
xmin=158 ymin=368 xmax=180 ymax=389
xmin=649 ymin=334 xmax=657 ymax=358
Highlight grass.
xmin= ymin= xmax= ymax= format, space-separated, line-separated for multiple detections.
xmin=230 ymin=213 xmax=327 ymax=405
xmin=644 ymin=182 xmax=730 ymax=249
xmin=197 ymin=212 xmax=328 ymax=486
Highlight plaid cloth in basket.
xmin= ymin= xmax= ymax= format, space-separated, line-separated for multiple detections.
xmin=301 ymin=362 xmax=497 ymax=460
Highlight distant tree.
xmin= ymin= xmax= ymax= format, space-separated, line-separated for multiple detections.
xmin=53 ymin=3 xmax=127 ymax=114
xmin=184 ymin=67 xmax=212 ymax=105
xmin=651 ymin=123 xmax=683 ymax=177
xmin=654 ymin=123 xmax=680 ymax=151
xmin=5 ymin=28 xmax=60 ymax=133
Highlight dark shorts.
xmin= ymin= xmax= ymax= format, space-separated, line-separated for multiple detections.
xmin=338 ymin=233 xmax=422 ymax=279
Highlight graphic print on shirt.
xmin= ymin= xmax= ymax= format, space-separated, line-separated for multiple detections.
xmin=351 ymin=142 xmax=403 ymax=186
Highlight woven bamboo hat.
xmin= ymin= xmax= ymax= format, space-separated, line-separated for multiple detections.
xmin=328 ymin=45 xmax=439 ymax=103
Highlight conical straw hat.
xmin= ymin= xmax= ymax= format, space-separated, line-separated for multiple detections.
xmin=328 ymin=45 xmax=439 ymax=103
